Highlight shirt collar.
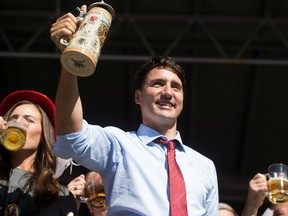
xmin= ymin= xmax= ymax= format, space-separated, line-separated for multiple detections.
xmin=136 ymin=124 xmax=185 ymax=151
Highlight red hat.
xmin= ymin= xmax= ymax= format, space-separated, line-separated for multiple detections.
xmin=0 ymin=90 xmax=55 ymax=129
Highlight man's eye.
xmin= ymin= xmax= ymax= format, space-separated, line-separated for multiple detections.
xmin=152 ymin=82 xmax=162 ymax=86
xmin=172 ymin=84 xmax=182 ymax=92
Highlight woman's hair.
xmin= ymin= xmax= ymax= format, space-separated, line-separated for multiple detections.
xmin=0 ymin=100 xmax=62 ymax=213
xmin=133 ymin=55 xmax=187 ymax=93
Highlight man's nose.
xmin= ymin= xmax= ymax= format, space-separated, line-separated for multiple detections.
xmin=161 ymin=86 xmax=173 ymax=99
xmin=163 ymin=85 xmax=173 ymax=93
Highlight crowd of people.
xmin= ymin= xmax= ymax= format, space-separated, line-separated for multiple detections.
xmin=0 ymin=3 xmax=287 ymax=216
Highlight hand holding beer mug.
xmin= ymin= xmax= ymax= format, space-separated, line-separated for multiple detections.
xmin=267 ymin=163 xmax=288 ymax=204
xmin=80 ymin=171 xmax=107 ymax=212
xmin=0 ymin=120 xmax=27 ymax=151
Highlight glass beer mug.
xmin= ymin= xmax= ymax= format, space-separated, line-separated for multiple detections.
xmin=267 ymin=163 xmax=288 ymax=204
xmin=0 ymin=122 xmax=27 ymax=151
xmin=80 ymin=171 xmax=107 ymax=211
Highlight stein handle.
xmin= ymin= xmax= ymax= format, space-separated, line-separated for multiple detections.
xmin=59 ymin=7 xmax=87 ymax=48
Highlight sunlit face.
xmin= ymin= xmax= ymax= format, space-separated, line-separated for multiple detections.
xmin=135 ymin=68 xmax=184 ymax=129
xmin=218 ymin=209 xmax=235 ymax=216
xmin=8 ymin=104 xmax=42 ymax=151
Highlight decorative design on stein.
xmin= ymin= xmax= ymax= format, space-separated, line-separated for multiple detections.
xmin=60 ymin=1 xmax=115 ymax=77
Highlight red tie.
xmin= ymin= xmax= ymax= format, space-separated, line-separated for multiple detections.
xmin=155 ymin=138 xmax=188 ymax=216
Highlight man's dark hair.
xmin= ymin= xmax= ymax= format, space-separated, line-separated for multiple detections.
xmin=133 ymin=56 xmax=186 ymax=92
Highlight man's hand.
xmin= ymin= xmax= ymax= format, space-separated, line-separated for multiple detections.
xmin=50 ymin=5 xmax=87 ymax=52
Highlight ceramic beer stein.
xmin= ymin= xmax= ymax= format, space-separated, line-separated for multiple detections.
xmin=60 ymin=1 xmax=115 ymax=77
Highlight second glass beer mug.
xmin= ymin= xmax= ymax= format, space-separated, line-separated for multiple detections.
xmin=267 ymin=163 xmax=288 ymax=204
xmin=80 ymin=171 xmax=107 ymax=211
xmin=60 ymin=1 xmax=115 ymax=77
xmin=0 ymin=122 xmax=27 ymax=151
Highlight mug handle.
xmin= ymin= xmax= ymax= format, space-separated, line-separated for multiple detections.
xmin=264 ymin=173 xmax=269 ymax=197
xmin=59 ymin=7 xmax=87 ymax=48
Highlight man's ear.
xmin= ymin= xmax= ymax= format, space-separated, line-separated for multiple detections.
xmin=135 ymin=90 xmax=141 ymax=105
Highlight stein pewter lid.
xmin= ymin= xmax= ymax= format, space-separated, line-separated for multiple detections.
xmin=88 ymin=1 xmax=115 ymax=19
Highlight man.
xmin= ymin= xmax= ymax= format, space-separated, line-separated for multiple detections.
xmin=50 ymin=5 xmax=218 ymax=215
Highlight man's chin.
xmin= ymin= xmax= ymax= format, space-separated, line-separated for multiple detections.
xmin=155 ymin=114 xmax=177 ymax=123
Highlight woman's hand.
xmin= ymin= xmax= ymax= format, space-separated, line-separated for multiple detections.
xmin=0 ymin=117 xmax=8 ymax=131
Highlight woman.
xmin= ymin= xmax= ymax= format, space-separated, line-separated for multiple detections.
xmin=0 ymin=90 xmax=78 ymax=216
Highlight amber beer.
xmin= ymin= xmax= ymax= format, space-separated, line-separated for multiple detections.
xmin=268 ymin=178 xmax=288 ymax=204
xmin=0 ymin=122 xmax=27 ymax=151
xmin=86 ymin=183 xmax=107 ymax=211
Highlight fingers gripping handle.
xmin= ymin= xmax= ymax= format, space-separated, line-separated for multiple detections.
xmin=59 ymin=7 xmax=86 ymax=48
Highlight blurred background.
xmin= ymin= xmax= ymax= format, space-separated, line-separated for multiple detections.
xmin=1 ymin=0 xmax=288 ymax=213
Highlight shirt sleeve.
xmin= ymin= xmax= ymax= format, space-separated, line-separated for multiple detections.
xmin=205 ymin=163 xmax=219 ymax=216
xmin=53 ymin=120 xmax=123 ymax=173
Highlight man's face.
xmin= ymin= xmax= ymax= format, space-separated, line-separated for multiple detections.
xmin=135 ymin=67 xmax=184 ymax=130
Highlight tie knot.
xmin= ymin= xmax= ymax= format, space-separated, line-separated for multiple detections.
xmin=154 ymin=138 xmax=176 ymax=150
